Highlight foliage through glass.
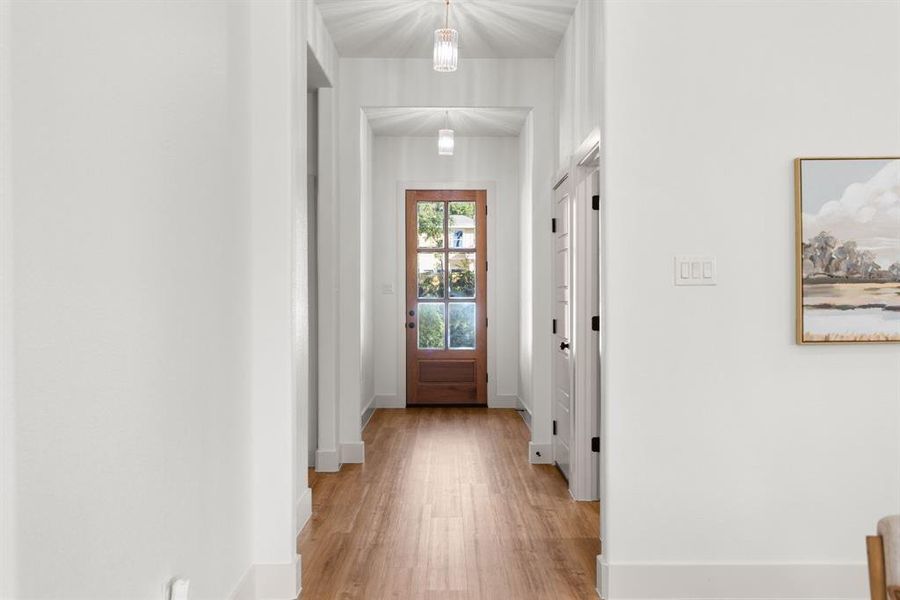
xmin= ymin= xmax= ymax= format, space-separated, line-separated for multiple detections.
xmin=418 ymin=303 xmax=445 ymax=349
xmin=414 ymin=199 xmax=480 ymax=351
xmin=449 ymin=303 xmax=476 ymax=349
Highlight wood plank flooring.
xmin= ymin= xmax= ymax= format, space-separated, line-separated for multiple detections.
xmin=297 ymin=408 xmax=600 ymax=599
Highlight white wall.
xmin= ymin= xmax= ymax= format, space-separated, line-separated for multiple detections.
xmin=305 ymin=0 xmax=338 ymax=88
xmin=371 ymin=136 xmax=521 ymax=405
xmin=9 ymin=1 xmax=254 ymax=597
xmin=334 ymin=58 xmax=555 ymax=462
xmin=555 ymin=0 xmax=603 ymax=171
xmin=7 ymin=1 xmax=309 ymax=597
xmin=360 ymin=118 xmax=375 ymax=417
xmin=600 ymin=1 xmax=900 ymax=597
xmin=518 ymin=116 xmax=535 ymax=415
xmin=307 ymin=92 xmax=319 ymax=465
xmin=315 ymin=86 xmax=341 ymax=471
xmin=249 ymin=3 xmax=306 ymax=594
xmin=0 ymin=1 xmax=15 ymax=596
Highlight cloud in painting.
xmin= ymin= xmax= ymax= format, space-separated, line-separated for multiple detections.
xmin=803 ymin=159 xmax=900 ymax=266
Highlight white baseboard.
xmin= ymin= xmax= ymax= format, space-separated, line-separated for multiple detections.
xmin=597 ymin=555 xmax=606 ymax=599
xmin=598 ymin=558 xmax=868 ymax=599
xmin=295 ymin=487 xmax=312 ymax=534
xmin=230 ymin=557 xmax=300 ymax=600
xmin=375 ymin=394 xmax=404 ymax=408
xmin=528 ymin=442 xmax=553 ymax=464
xmin=315 ymin=448 xmax=339 ymax=472
xmin=231 ymin=566 xmax=256 ymax=600
xmin=489 ymin=394 xmax=520 ymax=408
xmin=340 ymin=441 xmax=365 ymax=464
xmin=317 ymin=443 xmax=365 ymax=470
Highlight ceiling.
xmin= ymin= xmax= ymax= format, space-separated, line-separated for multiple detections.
xmin=364 ymin=107 xmax=530 ymax=137
xmin=315 ymin=0 xmax=579 ymax=59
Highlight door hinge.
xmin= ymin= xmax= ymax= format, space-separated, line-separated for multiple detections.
xmin=485 ymin=317 xmax=489 ymax=328
xmin=485 ymin=204 xmax=488 ymax=215
xmin=552 ymin=318 xmax=557 ymax=334
xmin=592 ymin=194 xmax=600 ymax=211
xmin=485 ymin=261 xmax=488 ymax=272
xmin=552 ymin=420 xmax=558 ymax=435
xmin=591 ymin=316 xmax=600 ymax=331
xmin=551 ymin=218 xmax=557 ymax=233
xmin=591 ymin=437 xmax=600 ymax=452
xmin=486 ymin=372 xmax=489 ymax=383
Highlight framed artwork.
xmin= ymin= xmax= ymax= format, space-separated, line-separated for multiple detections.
xmin=795 ymin=157 xmax=900 ymax=343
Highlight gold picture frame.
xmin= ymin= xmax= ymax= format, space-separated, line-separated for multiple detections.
xmin=795 ymin=157 xmax=900 ymax=344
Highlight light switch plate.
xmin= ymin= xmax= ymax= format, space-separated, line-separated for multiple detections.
xmin=675 ymin=256 xmax=717 ymax=286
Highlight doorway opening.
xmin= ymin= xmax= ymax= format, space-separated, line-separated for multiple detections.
xmin=405 ymin=189 xmax=488 ymax=406
xmin=550 ymin=142 xmax=602 ymax=501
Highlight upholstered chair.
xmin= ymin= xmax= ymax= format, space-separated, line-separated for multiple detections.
xmin=869 ymin=515 xmax=900 ymax=600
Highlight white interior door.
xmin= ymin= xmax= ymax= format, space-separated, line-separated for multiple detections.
xmin=553 ymin=178 xmax=573 ymax=482
xmin=570 ymin=162 xmax=601 ymax=501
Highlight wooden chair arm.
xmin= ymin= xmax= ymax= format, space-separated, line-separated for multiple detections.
xmin=869 ymin=535 xmax=887 ymax=600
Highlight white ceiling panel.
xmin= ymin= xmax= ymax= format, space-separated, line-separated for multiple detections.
xmin=365 ymin=107 xmax=530 ymax=137
xmin=315 ymin=0 xmax=579 ymax=58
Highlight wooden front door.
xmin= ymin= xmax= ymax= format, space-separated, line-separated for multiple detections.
xmin=406 ymin=190 xmax=487 ymax=406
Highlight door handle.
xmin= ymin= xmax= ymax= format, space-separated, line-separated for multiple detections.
xmin=560 ymin=341 xmax=570 ymax=350
xmin=408 ymin=322 xmax=416 ymax=329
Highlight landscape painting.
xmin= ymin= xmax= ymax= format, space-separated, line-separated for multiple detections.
xmin=796 ymin=157 xmax=900 ymax=343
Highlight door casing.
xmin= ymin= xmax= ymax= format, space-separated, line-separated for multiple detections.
xmin=405 ymin=189 xmax=487 ymax=405
xmin=550 ymin=145 xmax=601 ymax=501
xmin=393 ymin=181 xmax=501 ymax=408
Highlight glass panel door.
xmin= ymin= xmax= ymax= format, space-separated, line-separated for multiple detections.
xmin=406 ymin=190 xmax=487 ymax=405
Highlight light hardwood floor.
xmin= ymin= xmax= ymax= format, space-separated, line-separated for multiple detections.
xmin=298 ymin=408 xmax=600 ymax=599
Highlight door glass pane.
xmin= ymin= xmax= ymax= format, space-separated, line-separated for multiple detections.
xmin=448 ymin=303 xmax=476 ymax=349
xmin=417 ymin=202 xmax=445 ymax=248
xmin=417 ymin=253 xmax=445 ymax=299
xmin=418 ymin=303 xmax=446 ymax=350
xmin=448 ymin=202 xmax=475 ymax=249
xmin=448 ymin=253 xmax=476 ymax=298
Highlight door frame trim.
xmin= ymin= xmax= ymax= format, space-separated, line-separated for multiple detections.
xmin=551 ymin=143 xmax=602 ymax=502
xmin=395 ymin=180 xmax=500 ymax=408
xmin=570 ymin=159 xmax=601 ymax=501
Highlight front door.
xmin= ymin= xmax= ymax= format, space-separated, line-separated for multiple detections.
xmin=552 ymin=178 xmax=573 ymax=480
xmin=405 ymin=190 xmax=487 ymax=406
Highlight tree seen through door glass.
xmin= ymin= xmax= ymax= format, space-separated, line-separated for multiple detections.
xmin=417 ymin=253 xmax=445 ymax=299
xmin=418 ymin=303 xmax=445 ymax=349
xmin=417 ymin=202 xmax=445 ymax=248
xmin=448 ymin=202 xmax=476 ymax=248
xmin=449 ymin=303 xmax=476 ymax=349
xmin=448 ymin=253 xmax=476 ymax=298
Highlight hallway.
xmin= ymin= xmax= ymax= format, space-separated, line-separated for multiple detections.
xmin=298 ymin=409 xmax=600 ymax=599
